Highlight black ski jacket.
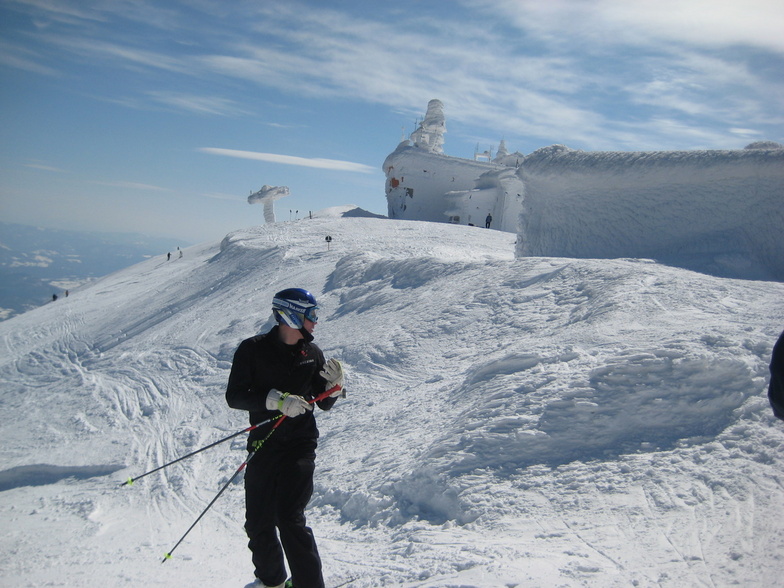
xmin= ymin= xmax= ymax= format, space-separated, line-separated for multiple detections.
xmin=226 ymin=326 xmax=337 ymax=448
xmin=769 ymin=329 xmax=784 ymax=422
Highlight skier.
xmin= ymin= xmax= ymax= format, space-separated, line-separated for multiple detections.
xmin=226 ymin=288 xmax=345 ymax=588
xmin=485 ymin=213 xmax=492 ymax=228
xmin=769 ymin=329 xmax=784 ymax=421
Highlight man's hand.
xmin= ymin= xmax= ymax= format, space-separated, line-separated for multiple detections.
xmin=320 ymin=358 xmax=344 ymax=396
xmin=265 ymin=389 xmax=313 ymax=417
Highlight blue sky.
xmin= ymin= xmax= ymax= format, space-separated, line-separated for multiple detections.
xmin=1 ymin=0 xmax=782 ymax=244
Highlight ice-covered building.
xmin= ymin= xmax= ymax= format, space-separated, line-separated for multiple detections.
xmin=383 ymin=101 xmax=784 ymax=280
xmin=383 ymin=100 xmax=513 ymax=228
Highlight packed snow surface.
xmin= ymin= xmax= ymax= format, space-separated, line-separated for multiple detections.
xmin=1 ymin=214 xmax=783 ymax=587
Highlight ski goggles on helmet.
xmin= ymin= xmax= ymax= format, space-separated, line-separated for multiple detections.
xmin=303 ymin=305 xmax=319 ymax=323
xmin=272 ymin=297 xmax=319 ymax=327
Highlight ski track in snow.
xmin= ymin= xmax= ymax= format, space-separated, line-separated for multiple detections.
xmin=1 ymin=214 xmax=783 ymax=587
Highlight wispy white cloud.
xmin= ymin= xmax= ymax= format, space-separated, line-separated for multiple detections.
xmin=615 ymin=0 xmax=784 ymax=52
xmin=200 ymin=192 xmax=245 ymax=202
xmin=0 ymin=39 xmax=61 ymax=76
xmin=91 ymin=181 xmax=170 ymax=191
xmin=24 ymin=162 xmax=68 ymax=173
xmin=146 ymin=91 xmax=251 ymax=117
xmin=4 ymin=0 xmax=107 ymax=26
xmin=478 ymin=0 xmax=784 ymax=54
xmin=43 ymin=34 xmax=189 ymax=73
xmin=198 ymin=148 xmax=376 ymax=173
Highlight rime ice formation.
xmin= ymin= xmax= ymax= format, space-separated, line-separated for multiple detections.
xmin=516 ymin=145 xmax=784 ymax=281
xmin=384 ymin=101 xmax=784 ymax=280
xmin=410 ymin=99 xmax=446 ymax=153
xmin=248 ymin=184 xmax=290 ymax=223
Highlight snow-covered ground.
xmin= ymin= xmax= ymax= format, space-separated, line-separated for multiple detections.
xmin=1 ymin=209 xmax=783 ymax=587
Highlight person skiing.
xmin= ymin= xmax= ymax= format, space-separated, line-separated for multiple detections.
xmin=226 ymin=288 xmax=345 ymax=588
xmin=485 ymin=213 xmax=492 ymax=228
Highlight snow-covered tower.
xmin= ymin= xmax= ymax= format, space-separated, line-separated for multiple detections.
xmin=410 ymin=99 xmax=446 ymax=154
xmin=494 ymin=139 xmax=509 ymax=161
xmin=248 ymin=185 xmax=290 ymax=223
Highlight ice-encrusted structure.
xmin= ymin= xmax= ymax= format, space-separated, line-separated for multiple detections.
xmin=517 ymin=145 xmax=784 ymax=280
xmin=248 ymin=184 xmax=290 ymax=223
xmin=383 ymin=101 xmax=784 ymax=280
xmin=410 ymin=99 xmax=446 ymax=154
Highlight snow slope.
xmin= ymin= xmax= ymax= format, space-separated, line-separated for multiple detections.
xmin=1 ymin=213 xmax=783 ymax=587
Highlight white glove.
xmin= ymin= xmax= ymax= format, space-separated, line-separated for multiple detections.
xmin=320 ymin=358 xmax=344 ymax=396
xmin=265 ymin=389 xmax=313 ymax=417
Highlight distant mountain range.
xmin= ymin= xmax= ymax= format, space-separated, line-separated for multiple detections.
xmin=0 ymin=223 xmax=185 ymax=320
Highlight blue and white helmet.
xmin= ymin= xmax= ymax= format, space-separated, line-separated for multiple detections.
xmin=272 ymin=288 xmax=319 ymax=329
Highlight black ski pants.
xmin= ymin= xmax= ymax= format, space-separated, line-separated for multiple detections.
xmin=244 ymin=438 xmax=324 ymax=588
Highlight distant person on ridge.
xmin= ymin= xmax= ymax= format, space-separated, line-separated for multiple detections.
xmin=485 ymin=213 xmax=492 ymax=228
xmin=769 ymin=330 xmax=784 ymax=421
xmin=226 ymin=288 xmax=345 ymax=588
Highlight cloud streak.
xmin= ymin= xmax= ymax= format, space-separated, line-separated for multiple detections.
xmin=91 ymin=181 xmax=170 ymax=191
xmin=24 ymin=162 xmax=68 ymax=173
xmin=199 ymin=148 xmax=376 ymax=173
xmin=146 ymin=91 xmax=251 ymax=117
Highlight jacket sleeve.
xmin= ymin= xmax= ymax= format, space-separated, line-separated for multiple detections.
xmin=225 ymin=339 xmax=268 ymax=413
xmin=315 ymin=388 xmax=338 ymax=411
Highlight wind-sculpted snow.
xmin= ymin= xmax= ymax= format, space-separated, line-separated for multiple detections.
xmin=441 ymin=350 xmax=755 ymax=471
xmin=0 ymin=464 xmax=125 ymax=491
xmin=0 ymin=215 xmax=783 ymax=587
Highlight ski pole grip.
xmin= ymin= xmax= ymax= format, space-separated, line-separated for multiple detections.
xmin=311 ymin=384 xmax=341 ymax=403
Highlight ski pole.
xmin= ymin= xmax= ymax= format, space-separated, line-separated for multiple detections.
xmin=161 ymin=384 xmax=341 ymax=562
xmin=120 ymin=416 xmax=280 ymax=487
xmin=162 ymin=416 xmax=286 ymax=563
